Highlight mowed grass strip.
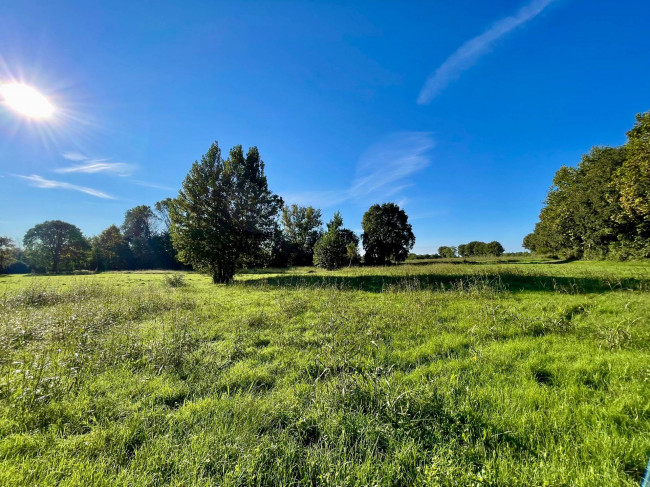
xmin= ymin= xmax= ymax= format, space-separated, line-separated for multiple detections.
xmin=0 ymin=261 xmax=649 ymax=486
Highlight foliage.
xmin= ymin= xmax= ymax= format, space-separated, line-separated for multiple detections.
xmin=170 ymin=142 xmax=283 ymax=283
xmin=313 ymin=212 xmax=349 ymax=270
xmin=0 ymin=236 xmax=16 ymax=272
xmin=281 ymin=204 xmax=323 ymax=266
xmin=0 ymin=261 xmax=648 ymax=485
xmin=458 ymin=240 xmax=504 ymax=257
xmin=437 ymin=246 xmax=457 ymax=258
xmin=362 ymin=203 xmax=415 ymax=265
xmin=526 ymin=111 xmax=650 ymax=259
xmin=122 ymin=205 xmax=156 ymax=267
xmin=162 ymin=273 xmax=187 ymax=287
xmin=91 ymin=225 xmax=132 ymax=271
xmin=23 ymin=220 xmax=89 ymax=273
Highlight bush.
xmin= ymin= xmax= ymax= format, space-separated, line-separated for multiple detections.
xmin=163 ymin=274 xmax=187 ymax=287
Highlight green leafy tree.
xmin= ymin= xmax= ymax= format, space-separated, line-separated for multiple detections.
xmin=23 ymin=220 xmax=87 ymax=273
xmin=170 ymin=141 xmax=283 ymax=283
xmin=122 ymin=205 xmax=156 ymax=268
xmin=486 ymin=241 xmax=505 ymax=256
xmin=281 ymin=204 xmax=323 ymax=266
xmin=438 ymin=246 xmax=457 ymax=258
xmin=362 ymin=203 xmax=415 ymax=265
xmin=0 ymin=237 xmax=16 ymax=272
xmin=92 ymin=225 xmax=132 ymax=270
xmin=313 ymin=212 xmax=348 ymax=270
xmin=346 ymin=242 xmax=360 ymax=267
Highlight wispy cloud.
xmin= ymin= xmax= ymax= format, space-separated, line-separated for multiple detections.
xmin=57 ymin=152 xmax=135 ymax=176
xmin=61 ymin=152 xmax=88 ymax=162
xmin=130 ymin=179 xmax=176 ymax=192
xmin=16 ymin=174 xmax=115 ymax=199
xmin=282 ymin=132 xmax=434 ymax=208
xmin=418 ymin=0 xmax=557 ymax=104
xmin=55 ymin=161 xmax=134 ymax=176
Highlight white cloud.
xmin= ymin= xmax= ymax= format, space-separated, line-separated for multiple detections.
xmin=16 ymin=174 xmax=115 ymax=199
xmin=61 ymin=152 xmax=88 ymax=161
xmin=130 ymin=179 xmax=176 ymax=192
xmin=418 ymin=0 xmax=557 ymax=104
xmin=58 ymin=152 xmax=135 ymax=176
xmin=282 ymin=132 xmax=433 ymax=208
xmin=55 ymin=160 xmax=134 ymax=176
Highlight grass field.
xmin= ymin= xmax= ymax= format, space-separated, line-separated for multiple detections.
xmin=1 ymin=260 xmax=649 ymax=486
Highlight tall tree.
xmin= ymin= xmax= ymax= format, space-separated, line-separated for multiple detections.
xmin=313 ymin=212 xmax=348 ymax=270
xmin=281 ymin=204 xmax=323 ymax=266
xmin=0 ymin=237 xmax=16 ymax=272
xmin=92 ymin=225 xmax=132 ymax=270
xmin=361 ymin=203 xmax=415 ymax=265
xmin=170 ymin=142 xmax=283 ymax=283
xmin=23 ymin=220 xmax=87 ymax=273
xmin=122 ymin=205 xmax=155 ymax=267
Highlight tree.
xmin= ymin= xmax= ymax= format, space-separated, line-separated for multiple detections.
xmin=281 ymin=204 xmax=323 ymax=266
xmin=361 ymin=203 xmax=415 ymax=265
xmin=92 ymin=225 xmax=131 ymax=270
xmin=154 ymin=198 xmax=173 ymax=233
xmin=0 ymin=237 xmax=16 ymax=272
xmin=346 ymin=242 xmax=360 ymax=267
xmin=170 ymin=142 xmax=283 ymax=283
xmin=122 ymin=205 xmax=156 ymax=268
xmin=23 ymin=220 xmax=87 ymax=273
xmin=457 ymin=240 xmax=504 ymax=257
xmin=313 ymin=212 xmax=348 ymax=270
xmin=486 ymin=241 xmax=505 ymax=256
xmin=438 ymin=246 xmax=457 ymax=258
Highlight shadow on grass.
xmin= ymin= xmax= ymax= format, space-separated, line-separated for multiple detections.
xmin=234 ymin=272 xmax=649 ymax=294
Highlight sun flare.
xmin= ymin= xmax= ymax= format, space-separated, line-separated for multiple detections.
xmin=0 ymin=82 xmax=55 ymax=119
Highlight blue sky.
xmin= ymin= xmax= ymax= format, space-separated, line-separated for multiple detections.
xmin=1 ymin=0 xmax=649 ymax=253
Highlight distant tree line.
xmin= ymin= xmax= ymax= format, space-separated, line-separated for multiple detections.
xmin=406 ymin=241 xmax=507 ymax=260
xmin=524 ymin=111 xmax=650 ymax=259
xmin=0 ymin=142 xmax=423 ymax=282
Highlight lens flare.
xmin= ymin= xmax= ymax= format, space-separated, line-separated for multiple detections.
xmin=0 ymin=83 xmax=55 ymax=119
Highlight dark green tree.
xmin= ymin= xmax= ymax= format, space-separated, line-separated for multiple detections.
xmin=91 ymin=225 xmax=132 ymax=270
xmin=170 ymin=142 xmax=283 ymax=283
xmin=313 ymin=212 xmax=348 ymax=270
xmin=23 ymin=220 xmax=87 ymax=273
xmin=361 ymin=203 xmax=415 ymax=265
xmin=486 ymin=241 xmax=505 ymax=256
xmin=0 ymin=237 xmax=16 ymax=272
xmin=281 ymin=204 xmax=323 ymax=266
xmin=122 ymin=205 xmax=155 ymax=268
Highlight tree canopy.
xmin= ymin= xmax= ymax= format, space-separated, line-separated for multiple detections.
xmin=23 ymin=220 xmax=87 ymax=273
xmin=170 ymin=142 xmax=283 ymax=283
xmin=524 ymin=111 xmax=650 ymax=259
xmin=313 ymin=212 xmax=350 ymax=270
xmin=281 ymin=204 xmax=323 ymax=266
xmin=361 ymin=203 xmax=415 ymax=265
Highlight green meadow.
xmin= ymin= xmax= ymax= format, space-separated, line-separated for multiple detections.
xmin=0 ymin=260 xmax=649 ymax=486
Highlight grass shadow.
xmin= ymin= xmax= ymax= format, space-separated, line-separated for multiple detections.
xmin=235 ymin=272 xmax=650 ymax=294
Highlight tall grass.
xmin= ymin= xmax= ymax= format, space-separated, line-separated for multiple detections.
xmin=0 ymin=262 xmax=649 ymax=486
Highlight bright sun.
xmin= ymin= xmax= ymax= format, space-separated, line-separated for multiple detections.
xmin=0 ymin=83 xmax=55 ymax=119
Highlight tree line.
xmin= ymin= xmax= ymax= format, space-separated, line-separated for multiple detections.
xmin=0 ymin=142 xmax=424 ymax=282
xmin=523 ymin=111 xmax=650 ymax=259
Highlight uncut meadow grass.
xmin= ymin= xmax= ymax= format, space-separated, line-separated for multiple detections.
xmin=0 ymin=260 xmax=649 ymax=486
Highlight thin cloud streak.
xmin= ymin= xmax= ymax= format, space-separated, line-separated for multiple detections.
xmin=58 ymin=152 xmax=135 ymax=176
xmin=16 ymin=174 xmax=115 ymax=199
xmin=130 ymin=179 xmax=177 ymax=192
xmin=55 ymin=161 xmax=134 ymax=176
xmin=282 ymin=132 xmax=433 ymax=208
xmin=61 ymin=152 xmax=87 ymax=161
xmin=418 ymin=0 xmax=557 ymax=104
